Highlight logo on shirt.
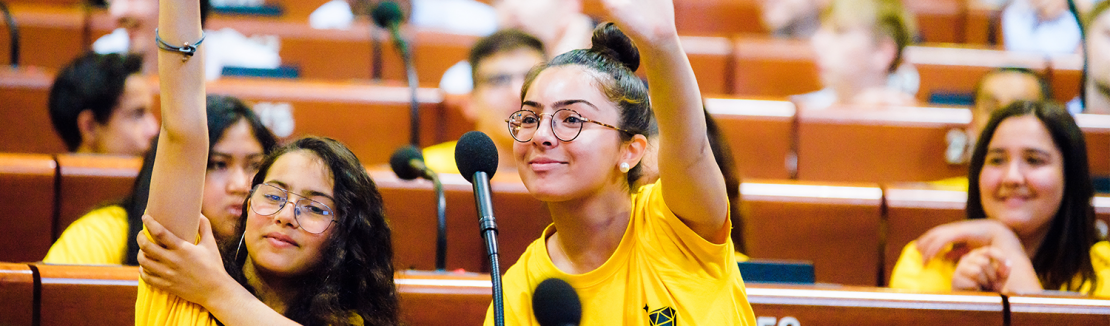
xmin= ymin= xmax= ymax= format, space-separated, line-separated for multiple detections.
xmin=643 ymin=305 xmax=676 ymax=326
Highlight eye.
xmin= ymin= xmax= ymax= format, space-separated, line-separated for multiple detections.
xmin=303 ymin=202 xmax=332 ymax=216
xmin=1025 ymin=155 xmax=1048 ymax=166
xmin=207 ymin=160 xmax=229 ymax=170
xmin=520 ymin=115 xmax=539 ymax=125
xmin=984 ymin=154 xmax=1006 ymax=166
xmin=263 ymin=194 xmax=284 ymax=202
xmin=562 ymin=115 xmax=584 ymax=124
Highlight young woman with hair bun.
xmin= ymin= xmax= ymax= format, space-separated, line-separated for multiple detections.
xmin=487 ymin=0 xmax=756 ymax=324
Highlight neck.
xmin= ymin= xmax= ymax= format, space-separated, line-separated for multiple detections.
xmin=832 ymin=74 xmax=886 ymax=105
xmin=242 ymin=258 xmax=298 ymax=315
xmin=1084 ymin=81 xmax=1110 ymax=114
xmin=1019 ymin=225 xmax=1050 ymax=259
xmin=545 ymin=183 xmax=631 ymax=274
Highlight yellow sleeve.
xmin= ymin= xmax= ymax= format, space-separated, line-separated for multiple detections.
xmin=637 ymin=180 xmax=735 ymax=277
xmin=1089 ymin=241 xmax=1110 ymax=298
xmin=888 ymin=242 xmax=957 ymax=292
xmin=134 ymin=228 xmax=218 ymax=326
xmin=929 ymin=177 xmax=969 ymax=191
xmin=43 ymin=206 xmax=130 ymax=265
xmin=422 ymin=141 xmax=461 ymax=175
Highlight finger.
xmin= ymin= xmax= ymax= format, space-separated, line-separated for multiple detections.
xmin=140 ymin=267 xmax=171 ymax=289
xmin=143 ymin=214 xmax=183 ymax=250
xmin=137 ymin=233 xmax=173 ymax=265
xmin=197 ymin=215 xmax=218 ymax=248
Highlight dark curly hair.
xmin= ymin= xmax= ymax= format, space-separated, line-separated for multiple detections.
xmin=225 ymin=137 xmax=399 ymax=326
xmin=521 ymin=22 xmax=657 ymax=190
xmin=966 ymin=100 xmax=1097 ymax=293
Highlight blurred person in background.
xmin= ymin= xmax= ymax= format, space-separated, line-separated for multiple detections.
xmin=49 ymin=52 xmax=158 ymax=156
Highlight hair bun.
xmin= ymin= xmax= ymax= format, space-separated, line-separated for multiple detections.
xmin=590 ymin=22 xmax=640 ymax=72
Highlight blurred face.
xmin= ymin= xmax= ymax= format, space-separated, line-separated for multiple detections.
xmin=496 ymin=0 xmax=570 ymax=43
xmin=473 ymin=48 xmax=546 ymax=148
xmin=971 ymin=72 xmax=1043 ymax=138
xmin=1029 ymin=0 xmax=1068 ymax=21
xmin=514 ymin=66 xmax=629 ymax=201
xmin=760 ymin=0 xmax=819 ymax=32
xmin=244 ymin=151 xmax=336 ymax=276
xmin=1089 ymin=12 xmax=1110 ymax=94
xmin=91 ymin=75 xmax=158 ymax=155
xmin=202 ymin=119 xmax=265 ymax=243
xmin=979 ymin=115 xmax=1064 ymax=241
xmin=811 ymin=20 xmax=887 ymax=90
xmin=108 ymin=0 xmax=158 ymax=54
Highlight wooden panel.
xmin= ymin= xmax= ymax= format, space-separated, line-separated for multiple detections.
xmin=0 ymin=263 xmax=34 ymax=326
xmin=882 ymin=183 xmax=967 ymax=285
xmin=905 ymin=0 xmax=963 ymax=44
xmin=905 ymin=45 xmax=1047 ymax=103
xmin=748 ymin=284 xmax=1006 ymax=326
xmin=1078 ymin=114 xmax=1110 ymax=177
xmin=204 ymin=77 xmax=449 ymax=166
xmin=795 ymin=106 xmax=969 ymax=183
xmin=0 ymin=66 xmax=68 ymax=154
xmin=1008 ymin=295 xmax=1110 ymax=326
xmin=741 ymin=180 xmax=884 ymax=286
xmin=0 ymin=153 xmax=56 ymax=263
xmin=35 ymin=264 xmax=139 ymax=326
xmin=0 ymin=4 xmax=87 ymax=71
xmin=1049 ymin=55 xmax=1084 ymax=107
xmin=396 ymin=271 xmax=492 ymax=326
xmin=681 ymin=36 xmax=733 ymax=96
xmin=370 ymin=168 xmax=550 ymax=274
xmin=705 ymin=97 xmax=795 ymax=179
xmin=673 ymin=0 xmax=763 ymax=36
xmin=54 ymin=154 xmax=140 ymax=239
xmin=732 ymin=37 xmax=821 ymax=98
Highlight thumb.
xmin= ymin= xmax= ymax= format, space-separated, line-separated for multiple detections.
xmin=197 ymin=214 xmax=219 ymax=249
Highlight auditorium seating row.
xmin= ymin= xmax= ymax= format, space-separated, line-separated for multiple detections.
xmin=1 ymin=262 xmax=1107 ymax=326
xmin=5 ymin=152 xmax=1110 ymax=287
xmin=5 ymin=66 xmax=1108 ymax=183
xmin=3 ymin=0 xmax=1002 ymax=43
xmin=0 ymin=3 xmax=1070 ymax=101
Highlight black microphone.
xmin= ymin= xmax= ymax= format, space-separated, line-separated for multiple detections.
xmin=389 ymin=145 xmax=448 ymax=271
xmin=371 ymin=1 xmax=420 ymax=146
xmin=454 ymin=131 xmax=504 ymax=326
xmin=533 ymin=278 xmax=582 ymax=326
xmin=0 ymin=1 xmax=19 ymax=66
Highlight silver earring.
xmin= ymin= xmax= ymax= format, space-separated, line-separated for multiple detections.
xmin=234 ymin=233 xmax=246 ymax=259
xmin=619 ymin=162 xmax=631 ymax=173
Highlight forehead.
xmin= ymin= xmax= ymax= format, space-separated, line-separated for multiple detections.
xmin=212 ymin=119 xmax=264 ymax=153
xmin=988 ymin=115 xmax=1058 ymax=152
xmin=980 ymin=72 xmax=1042 ymax=98
xmin=523 ymin=66 xmax=613 ymax=111
xmin=264 ymin=150 xmax=335 ymax=196
xmin=476 ymin=48 xmax=545 ymax=75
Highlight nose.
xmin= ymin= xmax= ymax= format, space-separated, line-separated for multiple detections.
xmin=143 ymin=113 xmax=159 ymax=138
xmin=271 ymin=200 xmax=300 ymax=228
xmin=530 ymin=115 xmax=557 ymax=147
xmin=228 ymin=166 xmax=251 ymax=194
xmin=1001 ymin=160 xmax=1025 ymax=185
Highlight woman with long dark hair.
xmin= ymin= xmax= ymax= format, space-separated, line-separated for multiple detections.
xmin=131 ymin=0 xmax=399 ymax=323
xmin=890 ymin=101 xmax=1109 ymax=295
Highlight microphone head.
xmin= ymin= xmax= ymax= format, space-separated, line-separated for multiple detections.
xmin=454 ymin=131 xmax=498 ymax=183
xmin=370 ymin=1 xmax=405 ymax=29
xmin=389 ymin=145 xmax=424 ymax=180
xmin=532 ymin=278 xmax=582 ymax=326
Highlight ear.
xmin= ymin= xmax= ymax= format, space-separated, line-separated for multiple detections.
xmin=76 ymin=109 xmax=100 ymax=148
xmin=620 ymin=134 xmax=649 ymax=170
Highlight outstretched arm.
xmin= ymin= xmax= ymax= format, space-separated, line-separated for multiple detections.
xmin=146 ymin=0 xmax=207 ymax=241
xmin=602 ymin=0 xmax=728 ymax=242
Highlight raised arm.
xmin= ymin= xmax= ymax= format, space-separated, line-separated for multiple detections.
xmin=146 ymin=0 xmax=207 ymax=240
xmin=602 ymin=0 xmax=728 ymax=242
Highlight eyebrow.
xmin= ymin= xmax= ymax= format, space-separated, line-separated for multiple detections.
xmin=266 ymin=180 xmax=337 ymax=203
xmin=521 ymin=99 xmax=599 ymax=112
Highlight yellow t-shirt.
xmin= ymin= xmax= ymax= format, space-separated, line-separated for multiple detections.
xmin=423 ymin=141 xmax=460 ymax=174
xmin=134 ymin=228 xmax=218 ymax=326
xmin=43 ymin=205 xmax=130 ymax=265
xmin=889 ymin=241 xmax=1110 ymax=297
xmin=485 ymin=181 xmax=756 ymax=325
xmin=929 ymin=176 xmax=969 ymax=191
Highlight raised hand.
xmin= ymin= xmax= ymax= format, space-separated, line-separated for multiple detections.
xmin=137 ymin=214 xmax=237 ymax=308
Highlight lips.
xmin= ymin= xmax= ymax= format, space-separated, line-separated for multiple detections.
xmin=264 ymin=232 xmax=299 ymax=248
xmin=528 ymin=157 xmax=566 ymax=172
xmin=228 ymin=204 xmax=244 ymax=217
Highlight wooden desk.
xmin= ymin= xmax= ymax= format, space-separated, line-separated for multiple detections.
xmin=0 ymin=153 xmax=56 ymax=263
xmin=1047 ymin=54 xmax=1083 ymax=106
xmin=0 ymin=263 xmax=35 ymax=326
xmin=906 ymin=45 xmax=1046 ymax=103
xmin=396 ymin=271 xmax=492 ymax=326
xmin=34 ymin=263 xmax=139 ymax=326
xmin=747 ymin=284 xmax=1006 ymax=325
xmin=795 ymin=106 xmax=969 ymax=183
xmin=732 ymin=37 xmax=820 ymax=98
xmin=882 ymin=183 xmax=967 ymax=285
xmin=741 ymin=180 xmax=884 ymax=286
xmin=705 ymin=97 xmax=796 ymax=179
xmin=0 ymin=4 xmax=87 ymax=71
xmin=1077 ymin=114 xmax=1110 ymax=177
xmin=1008 ymin=294 xmax=1110 ymax=325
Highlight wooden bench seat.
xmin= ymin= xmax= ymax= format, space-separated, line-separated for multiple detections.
xmin=0 ymin=263 xmax=35 ymax=326
xmin=0 ymin=153 xmax=57 ymax=262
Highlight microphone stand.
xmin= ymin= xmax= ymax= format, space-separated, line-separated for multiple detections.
xmin=387 ymin=26 xmax=421 ymax=146
xmin=472 ymin=171 xmax=504 ymax=326
xmin=432 ymin=174 xmax=447 ymax=271
xmin=0 ymin=0 xmax=19 ymax=66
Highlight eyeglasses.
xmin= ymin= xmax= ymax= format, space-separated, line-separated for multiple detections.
xmin=506 ymin=109 xmax=634 ymax=142
xmin=249 ymin=183 xmax=336 ymax=234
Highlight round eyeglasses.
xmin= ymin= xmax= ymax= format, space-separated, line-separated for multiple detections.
xmin=506 ymin=109 xmax=634 ymax=142
xmin=249 ymin=183 xmax=336 ymax=234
